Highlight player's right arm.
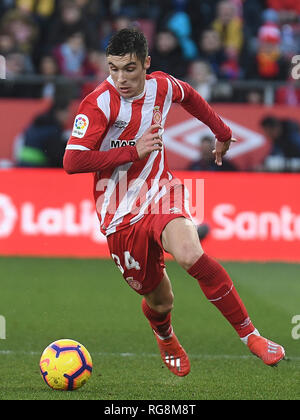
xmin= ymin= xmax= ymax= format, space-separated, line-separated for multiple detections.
xmin=64 ymin=97 xmax=138 ymax=174
xmin=64 ymin=98 xmax=162 ymax=174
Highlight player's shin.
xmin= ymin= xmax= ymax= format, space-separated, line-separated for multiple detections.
xmin=141 ymin=298 xmax=173 ymax=339
xmin=187 ymin=253 xmax=256 ymax=338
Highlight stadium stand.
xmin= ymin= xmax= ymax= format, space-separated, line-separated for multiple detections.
xmin=0 ymin=0 xmax=299 ymax=170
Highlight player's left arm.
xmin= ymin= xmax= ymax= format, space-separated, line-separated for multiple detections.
xmin=168 ymin=75 xmax=236 ymax=166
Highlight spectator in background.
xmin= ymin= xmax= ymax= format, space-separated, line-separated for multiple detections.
xmin=108 ymin=0 xmax=161 ymax=20
xmin=14 ymin=0 xmax=56 ymax=18
xmin=0 ymin=30 xmax=16 ymax=56
xmin=189 ymin=135 xmax=237 ymax=171
xmin=100 ymin=15 xmax=134 ymax=51
xmin=197 ymin=29 xmax=227 ymax=79
xmin=259 ymin=7 xmax=299 ymax=60
xmin=150 ymin=29 xmax=187 ymax=79
xmin=81 ymin=50 xmax=110 ymax=97
xmin=0 ymin=8 xmax=39 ymax=56
xmin=260 ymin=116 xmax=300 ymax=159
xmin=245 ymin=22 xmax=290 ymax=80
xmin=73 ymin=0 xmax=105 ymax=22
xmin=5 ymin=50 xmax=30 ymax=77
xmin=0 ymin=49 xmax=34 ymax=97
xmin=54 ymin=32 xmax=87 ymax=77
xmin=187 ymin=60 xmax=216 ymax=101
xmin=187 ymin=0 xmax=221 ymax=41
xmin=45 ymin=0 xmax=98 ymax=51
xmin=84 ymin=50 xmax=109 ymax=79
xmin=1 ymin=13 xmax=35 ymax=78
xmin=16 ymin=99 xmax=71 ymax=168
xmin=0 ymin=0 xmax=15 ymax=16
xmin=38 ymin=54 xmax=59 ymax=98
xmin=212 ymin=0 xmax=244 ymax=57
xmin=242 ymin=0 xmax=264 ymax=38
xmin=13 ymin=0 xmax=57 ymax=66
xmin=246 ymin=89 xmax=264 ymax=104
xmin=39 ymin=54 xmax=58 ymax=77
xmin=211 ymin=0 xmax=243 ymax=79
xmin=266 ymin=0 xmax=300 ymax=23
xmin=164 ymin=1 xmax=198 ymax=60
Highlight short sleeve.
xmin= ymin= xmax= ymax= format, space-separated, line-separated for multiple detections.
xmin=66 ymin=97 xmax=108 ymax=151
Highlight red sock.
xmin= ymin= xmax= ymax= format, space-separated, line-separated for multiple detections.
xmin=188 ymin=254 xmax=255 ymax=338
xmin=141 ymin=298 xmax=172 ymax=338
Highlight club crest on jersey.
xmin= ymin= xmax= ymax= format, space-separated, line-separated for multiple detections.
xmin=153 ymin=106 xmax=162 ymax=124
xmin=110 ymin=139 xmax=136 ymax=148
xmin=125 ymin=277 xmax=142 ymax=291
xmin=72 ymin=114 xmax=89 ymax=138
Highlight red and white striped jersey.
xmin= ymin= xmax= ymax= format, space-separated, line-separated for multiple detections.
xmin=66 ymin=71 xmax=232 ymax=236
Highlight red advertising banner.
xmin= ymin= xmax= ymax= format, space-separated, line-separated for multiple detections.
xmin=0 ymin=169 xmax=299 ymax=262
xmin=1 ymin=99 xmax=51 ymax=160
xmin=0 ymin=169 xmax=109 ymax=258
xmin=164 ymin=103 xmax=300 ymax=171
xmin=1 ymin=99 xmax=300 ymax=172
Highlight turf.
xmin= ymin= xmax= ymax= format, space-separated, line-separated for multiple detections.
xmin=0 ymin=257 xmax=299 ymax=400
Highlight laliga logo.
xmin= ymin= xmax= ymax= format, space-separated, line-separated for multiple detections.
xmin=0 ymin=194 xmax=17 ymax=237
xmin=0 ymin=193 xmax=105 ymax=243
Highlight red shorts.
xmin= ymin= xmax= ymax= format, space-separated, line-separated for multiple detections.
xmin=107 ymin=212 xmax=190 ymax=295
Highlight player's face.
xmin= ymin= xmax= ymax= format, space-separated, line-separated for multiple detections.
xmin=107 ymin=54 xmax=151 ymax=99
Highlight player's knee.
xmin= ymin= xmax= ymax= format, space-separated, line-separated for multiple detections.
xmin=152 ymin=292 xmax=174 ymax=314
xmin=174 ymin=243 xmax=203 ymax=270
xmin=155 ymin=300 xmax=174 ymax=315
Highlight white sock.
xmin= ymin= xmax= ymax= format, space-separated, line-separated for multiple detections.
xmin=240 ymin=328 xmax=260 ymax=345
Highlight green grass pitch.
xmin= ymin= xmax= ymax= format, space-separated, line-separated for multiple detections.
xmin=0 ymin=256 xmax=299 ymax=400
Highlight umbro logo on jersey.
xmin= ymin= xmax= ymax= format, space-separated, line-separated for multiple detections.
xmin=113 ymin=120 xmax=128 ymax=129
xmin=110 ymin=139 xmax=136 ymax=148
xmin=169 ymin=207 xmax=181 ymax=214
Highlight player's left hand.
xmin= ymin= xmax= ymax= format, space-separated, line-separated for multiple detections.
xmin=213 ymin=138 xmax=237 ymax=166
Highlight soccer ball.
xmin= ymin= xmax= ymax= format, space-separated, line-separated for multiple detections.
xmin=39 ymin=339 xmax=92 ymax=391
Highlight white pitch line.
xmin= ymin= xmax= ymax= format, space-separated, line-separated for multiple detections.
xmin=0 ymin=350 xmax=299 ymax=361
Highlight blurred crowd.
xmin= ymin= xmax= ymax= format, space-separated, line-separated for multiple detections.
xmin=1 ymin=0 xmax=300 ymax=172
xmin=0 ymin=0 xmax=300 ymax=102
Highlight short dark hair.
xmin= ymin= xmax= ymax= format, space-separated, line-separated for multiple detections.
xmin=106 ymin=28 xmax=148 ymax=65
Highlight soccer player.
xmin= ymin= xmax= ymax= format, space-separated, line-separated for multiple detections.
xmin=63 ymin=29 xmax=285 ymax=376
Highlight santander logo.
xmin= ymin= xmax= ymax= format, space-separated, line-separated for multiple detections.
xmin=212 ymin=204 xmax=300 ymax=241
